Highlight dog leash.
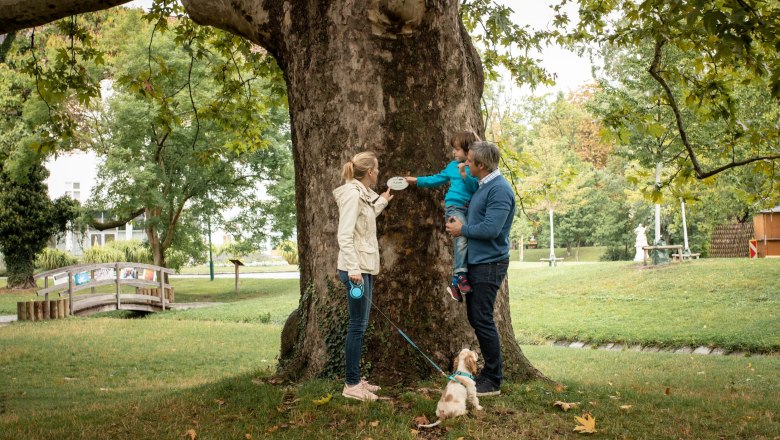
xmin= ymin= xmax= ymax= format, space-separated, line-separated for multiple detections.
xmin=369 ymin=299 xmax=452 ymax=379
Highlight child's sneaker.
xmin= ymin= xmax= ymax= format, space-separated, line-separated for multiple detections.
xmin=342 ymin=383 xmax=378 ymax=401
xmin=457 ymin=275 xmax=472 ymax=293
xmin=448 ymin=282 xmax=463 ymax=302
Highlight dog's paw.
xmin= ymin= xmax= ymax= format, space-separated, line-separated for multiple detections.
xmin=475 ymin=405 xmax=484 ymax=411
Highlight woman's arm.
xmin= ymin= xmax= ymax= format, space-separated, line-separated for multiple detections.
xmin=336 ymin=189 xmax=362 ymax=275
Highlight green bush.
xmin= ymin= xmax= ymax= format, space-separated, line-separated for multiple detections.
xmin=278 ymin=240 xmax=298 ymax=265
xmin=80 ymin=247 xmax=126 ymax=264
xmin=600 ymin=246 xmax=632 ymax=261
xmin=105 ymin=240 xmax=152 ymax=264
xmin=35 ymin=248 xmax=78 ymax=270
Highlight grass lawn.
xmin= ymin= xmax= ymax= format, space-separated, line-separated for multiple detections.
xmin=511 ymin=245 xmax=608 ymax=262
xmin=509 ymin=258 xmax=780 ymax=353
xmin=1 ymin=258 xmax=778 ymax=438
xmin=177 ymin=264 xmax=299 ymax=275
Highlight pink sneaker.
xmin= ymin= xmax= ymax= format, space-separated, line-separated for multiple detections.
xmin=342 ymin=383 xmax=378 ymax=401
xmin=360 ymin=379 xmax=381 ymax=392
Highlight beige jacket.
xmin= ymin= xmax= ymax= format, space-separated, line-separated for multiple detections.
xmin=333 ymin=179 xmax=388 ymax=276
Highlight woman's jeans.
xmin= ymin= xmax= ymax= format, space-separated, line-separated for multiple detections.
xmin=338 ymin=270 xmax=373 ymax=386
xmin=445 ymin=205 xmax=468 ymax=275
xmin=465 ymin=259 xmax=509 ymax=386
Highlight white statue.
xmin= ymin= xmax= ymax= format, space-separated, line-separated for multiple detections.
xmin=633 ymin=224 xmax=648 ymax=262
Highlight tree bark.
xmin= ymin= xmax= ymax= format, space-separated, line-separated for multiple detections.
xmin=0 ymin=0 xmax=132 ymax=34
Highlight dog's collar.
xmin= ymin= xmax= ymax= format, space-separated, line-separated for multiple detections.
xmin=448 ymin=371 xmax=475 ymax=382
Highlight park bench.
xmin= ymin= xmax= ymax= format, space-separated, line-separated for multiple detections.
xmin=17 ymin=262 xmax=174 ymax=321
xmin=540 ymin=257 xmax=564 ymax=267
xmin=642 ymin=245 xmax=682 ymax=266
xmin=672 ymin=252 xmax=701 ymax=261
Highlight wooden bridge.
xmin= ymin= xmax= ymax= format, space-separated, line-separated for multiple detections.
xmin=29 ymin=262 xmax=175 ymax=318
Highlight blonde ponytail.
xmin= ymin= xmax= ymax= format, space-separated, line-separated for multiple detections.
xmin=341 ymin=151 xmax=377 ymax=181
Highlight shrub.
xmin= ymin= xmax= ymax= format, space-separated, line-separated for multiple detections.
xmin=35 ymin=248 xmax=78 ymax=270
xmin=81 ymin=247 xmax=126 ymax=264
xmin=105 ymin=240 xmax=152 ymax=264
xmin=600 ymin=246 xmax=632 ymax=261
xmin=278 ymin=240 xmax=299 ymax=265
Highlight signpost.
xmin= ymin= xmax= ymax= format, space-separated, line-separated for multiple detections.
xmin=228 ymin=259 xmax=244 ymax=293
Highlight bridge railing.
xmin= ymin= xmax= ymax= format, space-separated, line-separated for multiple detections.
xmin=32 ymin=262 xmax=175 ymax=316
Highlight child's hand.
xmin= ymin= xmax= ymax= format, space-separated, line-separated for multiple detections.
xmin=404 ymin=176 xmax=417 ymax=185
xmin=457 ymin=163 xmax=468 ymax=179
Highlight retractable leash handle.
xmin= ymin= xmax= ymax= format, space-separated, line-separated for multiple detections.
xmin=347 ymin=280 xmax=364 ymax=299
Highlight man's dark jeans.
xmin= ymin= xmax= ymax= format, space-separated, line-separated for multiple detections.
xmin=466 ymin=259 xmax=509 ymax=386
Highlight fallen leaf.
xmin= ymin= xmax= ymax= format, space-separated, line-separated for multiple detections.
xmin=185 ymin=429 xmax=197 ymax=440
xmin=665 ymin=387 xmax=671 ymax=396
xmin=573 ymin=413 xmax=597 ymax=434
xmin=312 ymin=393 xmax=332 ymax=405
xmin=620 ymin=405 xmax=633 ymax=410
xmin=555 ymin=383 xmax=566 ymax=393
xmin=266 ymin=425 xmax=279 ymax=434
xmin=410 ymin=429 xmax=419 ymax=435
xmin=369 ymin=420 xmax=380 ymax=427
xmin=245 ymin=434 xmax=252 ymax=439
xmin=456 ymin=437 xmax=465 ymax=440
xmin=553 ymin=401 xmax=580 ymax=412
xmin=215 ymin=399 xmax=225 ymax=406
xmin=358 ymin=420 xmax=366 ymax=428
xmin=413 ymin=415 xmax=430 ymax=425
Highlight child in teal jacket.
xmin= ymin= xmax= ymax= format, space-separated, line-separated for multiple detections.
xmin=405 ymin=131 xmax=480 ymax=302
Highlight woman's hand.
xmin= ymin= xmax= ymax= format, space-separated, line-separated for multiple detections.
xmin=404 ymin=176 xmax=417 ymax=185
xmin=349 ymin=274 xmax=363 ymax=284
xmin=380 ymin=188 xmax=394 ymax=202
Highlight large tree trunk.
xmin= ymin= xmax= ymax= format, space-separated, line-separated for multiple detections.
xmin=183 ymin=0 xmax=542 ymax=384
xmin=5 ymin=257 xmax=36 ymax=290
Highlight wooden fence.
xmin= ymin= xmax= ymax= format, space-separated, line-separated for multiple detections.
xmin=709 ymin=223 xmax=754 ymax=258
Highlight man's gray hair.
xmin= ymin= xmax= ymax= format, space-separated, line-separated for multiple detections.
xmin=469 ymin=141 xmax=500 ymax=171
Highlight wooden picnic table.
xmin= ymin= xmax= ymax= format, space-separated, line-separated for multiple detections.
xmin=642 ymin=245 xmax=683 ymax=266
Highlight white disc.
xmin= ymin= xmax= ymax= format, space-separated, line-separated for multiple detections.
xmin=387 ymin=176 xmax=409 ymax=190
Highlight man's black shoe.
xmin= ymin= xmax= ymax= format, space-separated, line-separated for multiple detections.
xmin=475 ymin=378 xmax=501 ymax=396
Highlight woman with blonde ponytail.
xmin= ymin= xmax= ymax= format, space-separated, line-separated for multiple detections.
xmin=332 ymin=151 xmax=394 ymax=401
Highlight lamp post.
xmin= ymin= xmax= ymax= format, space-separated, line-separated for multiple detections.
xmin=207 ymin=215 xmax=214 ymax=281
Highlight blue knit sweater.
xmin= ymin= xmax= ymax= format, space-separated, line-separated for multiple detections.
xmin=462 ymin=175 xmax=516 ymax=264
xmin=416 ymin=160 xmax=478 ymax=207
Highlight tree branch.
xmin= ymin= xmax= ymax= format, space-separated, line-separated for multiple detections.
xmin=647 ymin=38 xmax=780 ymax=179
xmin=89 ymin=207 xmax=145 ymax=231
xmin=0 ymin=0 xmax=131 ymax=34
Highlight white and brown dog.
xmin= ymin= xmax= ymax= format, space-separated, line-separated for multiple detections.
xmin=420 ymin=348 xmax=483 ymax=427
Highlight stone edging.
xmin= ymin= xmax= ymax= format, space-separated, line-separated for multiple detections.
xmin=540 ymin=340 xmax=778 ymax=356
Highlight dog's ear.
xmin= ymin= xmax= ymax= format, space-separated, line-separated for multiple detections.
xmin=466 ymin=352 xmax=478 ymax=374
xmin=452 ymin=354 xmax=459 ymax=371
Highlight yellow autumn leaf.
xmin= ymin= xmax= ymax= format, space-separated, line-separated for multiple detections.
xmin=369 ymin=420 xmax=380 ymax=427
xmin=620 ymin=405 xmax=633 ymax=410
xmin=553 ymin=401 xmax=580 ymax=412
xmin=573 ymin=413 xmax=597 ymax=434
xmin=312 ymin=393 xmax=332 ymax=405
xmin=185 ymin=429 xmax=197 ymax=440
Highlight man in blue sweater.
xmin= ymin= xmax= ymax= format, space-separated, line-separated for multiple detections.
xmin=445 ymin=141 xmax=515 ymax=396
